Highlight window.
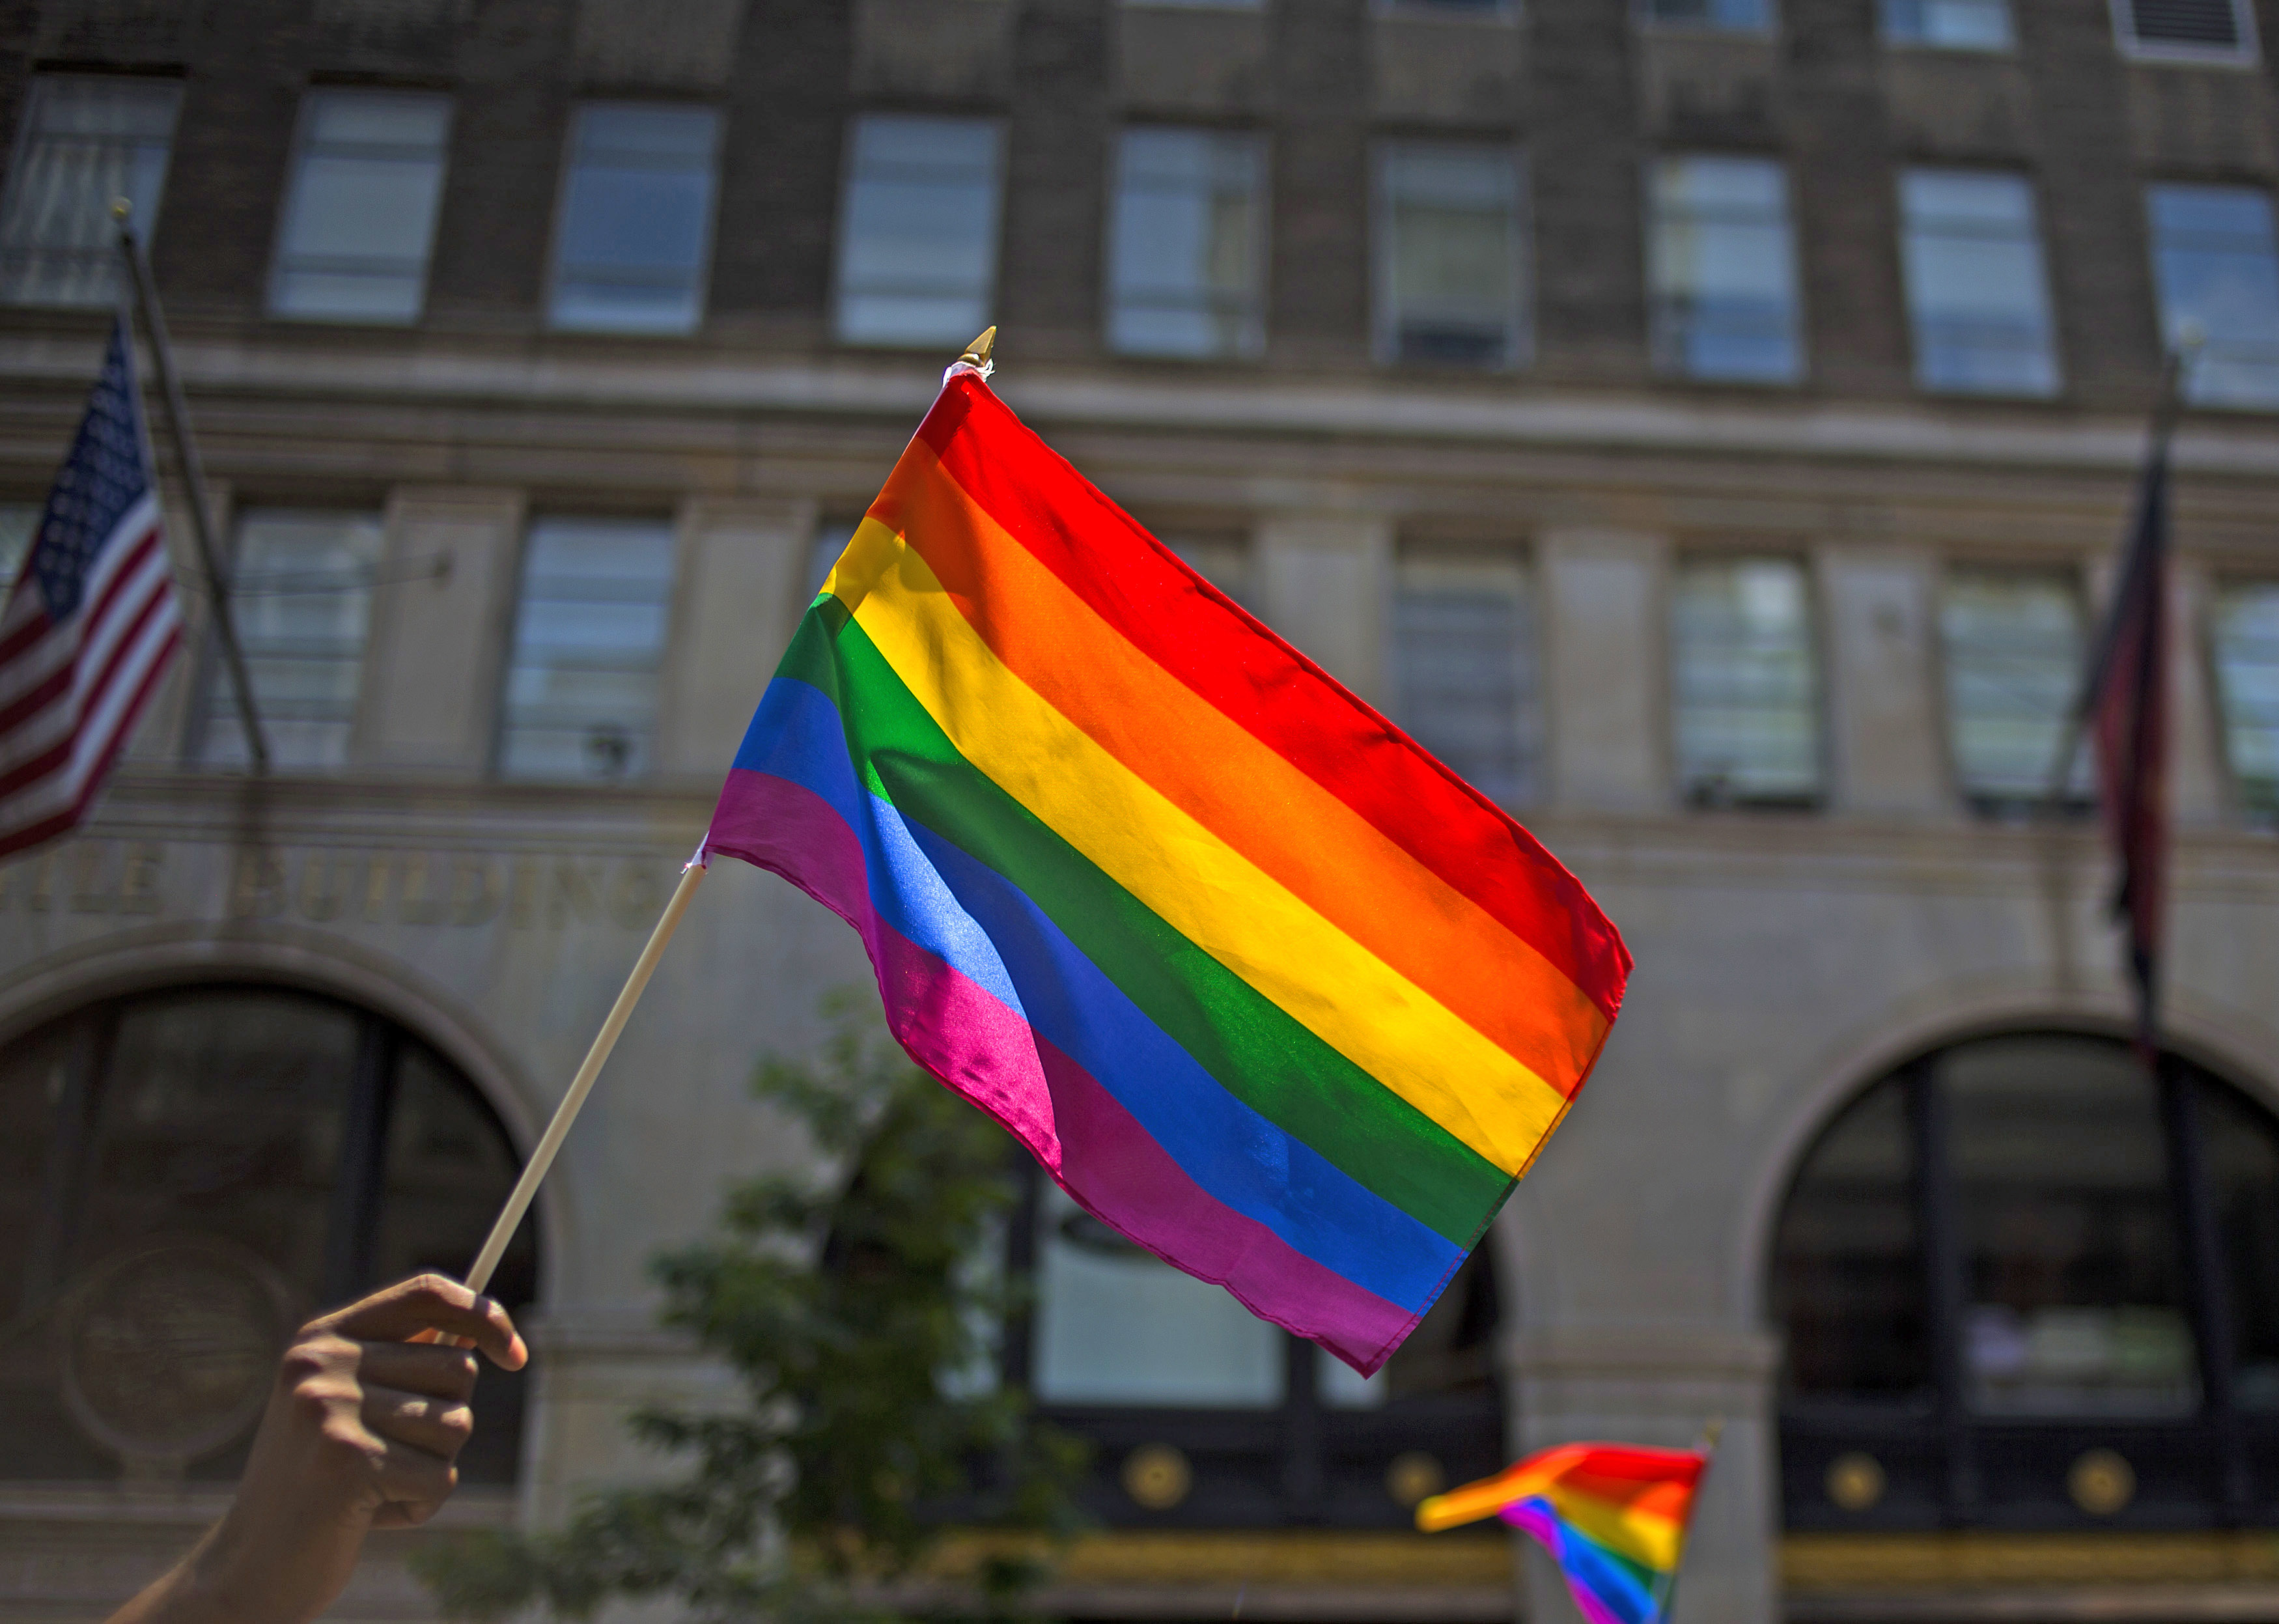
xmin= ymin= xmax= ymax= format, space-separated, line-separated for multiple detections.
xmin=1671 ymin=556 xmax=1821 ymax=805
xmin=2147 ymin=185 xmax=2279 ymax=410
xmin=2113 ymin=0 xmax=2257 ymax=61
xmin=269 ymin=89 xmax=451 ymax=324
xmin=1647 ymin=156 xmax=1802 ymax=384
xmin=0 ymin=75 xmax=180 ymax=307
xmin=1107 ymin=128 xmax=1266 ymax=361
xmin=1374 ymin=143 xmax=1526 ymax=369
xmin=834 ymin=115 xmax=1003 ymax=348
xmin=1899 ymin=169 xmax=2060 ymax=397
xmin=0 ymin=504 xmax=38 ymax=587
xmin=197 ymin=511 xmax=384 ymax=772
xmin=0 ymin=986 xmax=535 ymax=1483
xmin=1881 ymin=0 xmax=2014 ymax=47
xmin=1006 ymin=1160 xmax=1505 ymax=1524
xmin=1940 ymin=568 xmax=2086 ymax=807
xmin=1640 ymin=0 xmax=1774 ymax=31
xmin=1393 ymin=557 xmax=1541 ymax=805
xmin=1774 ymin=1033 xmax=2279 ymax=1528
xmin=2211 ymin=580 xmax=2279 ymax=813
xmin=548 ymin=103 xmax=720 ymax=335
xmin=498 ymin=518 xmax=677 ymax=779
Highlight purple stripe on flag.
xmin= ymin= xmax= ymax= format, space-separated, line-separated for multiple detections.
xmin=709 ymin=766 xmax=1423 ymax=1373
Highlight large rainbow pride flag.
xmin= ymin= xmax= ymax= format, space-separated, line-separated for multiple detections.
xmin=701 ymin=365 xmax=1629 ymax=1373
xmin=1417 ymin=1444 xmax=1709 ymax=1624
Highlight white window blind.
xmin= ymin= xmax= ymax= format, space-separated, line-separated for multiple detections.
xmin=1671 ymin=556 xmax=1823 ymax=805
xmin=548 ymin=103 xmax=720 ymax=335
xmin=1392 ymin=556 xmax=1541 ymax=805
xmin=1375 ymin=143 xmax=1526 ymax=369
xmin=2211 ymin=581 xmax=2279 ymax=813
xmin=1940 ymin=568 xmax=2088 ymax=807
xmin=0 ymin=76 xmax=180 ymax=307
xmin=835 ymin=115 xmax=1002 ymax=348
xmin=1108 ymin=127 xmax=1266 ymax=360
xmin=1648 ymin=155 xmax=1802 ymax=384
xmin=499 ymin=518 xmax=678 ymax=779
xmin=1899 ymin=169 xmax=2060 ymax=398
xmin=270 ymin=89 xmax=451 ymax=323
xmin=199 ymin=511 xmax=385 ymax=771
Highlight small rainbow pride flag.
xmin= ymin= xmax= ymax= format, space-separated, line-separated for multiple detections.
xmin=1418 ymin=1444 xmax=1710 ymax=1624
xmin=702 ymin=365 xmax=1629 ymax=1373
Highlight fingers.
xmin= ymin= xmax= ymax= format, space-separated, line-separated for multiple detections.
xmin=356 ymin=1341 xmax=482 ymax=1402
xmin=320 ymin=1274 xmax=527 ymax=1371
xmin=361 ymin=1382 xmax=476 ymax=1461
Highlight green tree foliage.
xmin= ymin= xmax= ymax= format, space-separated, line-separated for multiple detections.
xmin=413 ymin=991 xmax=1088 ymax=1621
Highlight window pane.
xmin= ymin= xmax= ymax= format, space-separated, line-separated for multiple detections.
xmin=2147 ymin=185 xmax=2279 ymax=410
xmin=1393 ymin=557 xmax=1541 ymax=805
xmin=1640 ymin=0 xmax=1774 ymax=26
xmin=1108 ymin=128 xmax=1265 ymax=360
xmin=1774 ymin=1076 xmax=1931 ymax=1398
xmin=2212 ymin=580 xmax=2279 ymax=811
xmin=1940 ymin=568 xmax=2085 ymax=805
xmin=1031 ymin=1184 xmax=1283 ymax=1406
xmin=835 ymin=115 xmax=1002 ymax=348
xmin=0 ymin=503 xmax=39 ymax=587
xmin=1672 ymin=556 xmax=1821 ymax=804
xmin=1649 ymin=156 xmax=1801 ymax=383
xmin=498 ymin=518 xmax=677 ymax=779
xmin=1900 ymin=170 xmax=2059 ymax=397
xmin=1942 ymin=1036 xmax=2197 ymax=1417
xmin=1881 ymin=0 xmax=2015 ymax=46
xmin=201 ymin=511 xmax=385 ymax=772
xmin=1377 ymin=143 xmax=1524 ymax=369
xmin=549 ymin=103 xmax=720 ymax=335
xmin=2200 ymin=1076 xmax=2279 ymax=1412
xmin=270 ymin=89 xmax=451 ymax=324
xmin=0 ymin=76 xmax=181 ymax=307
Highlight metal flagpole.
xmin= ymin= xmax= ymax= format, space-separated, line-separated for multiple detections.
xmin=110 ymin=196 xmax=268 ymax=772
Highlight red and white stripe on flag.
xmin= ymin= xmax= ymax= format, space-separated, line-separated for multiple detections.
xmin=0 ymin=318 xmax=183 ymax=861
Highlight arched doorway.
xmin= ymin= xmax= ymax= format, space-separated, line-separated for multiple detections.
xmin=0 ymin=983 xmax=538 ymax=1485
xmin=1770 ymin=1031 xmax=2279 ymax=1528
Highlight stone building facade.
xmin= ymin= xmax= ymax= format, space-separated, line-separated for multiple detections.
xmin=5 ymin=0 xmax=2279 ymax=1620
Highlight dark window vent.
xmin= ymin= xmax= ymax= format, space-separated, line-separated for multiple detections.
xmin=2121 ymin=0 xmax=2244 ymax=50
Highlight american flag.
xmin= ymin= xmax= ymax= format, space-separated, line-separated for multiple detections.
xmin=0 ymin=317 xmax=182 ymax=860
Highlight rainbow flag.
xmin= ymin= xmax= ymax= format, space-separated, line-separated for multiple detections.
xmin=701 ymin=366 xmax=1629 ymax=1373
xmin=1417 ymin=1444 xmax=1709 ymax=1624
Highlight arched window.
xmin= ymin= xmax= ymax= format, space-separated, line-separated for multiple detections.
xmin=1772 ymin=1032 xmax=2279 ymax=1528
xmin=1003 ymin=1163 xmax=1506 ymax=1526
xmin=0 ymin=985 xmax=537 ymax=1484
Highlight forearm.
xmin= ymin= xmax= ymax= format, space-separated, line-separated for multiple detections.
xmin=106 ymin=1523 xmax=232 ymax=1624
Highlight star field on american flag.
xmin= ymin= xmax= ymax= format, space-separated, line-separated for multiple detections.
xmin=0 ymin=317 xmax=183 ymax=860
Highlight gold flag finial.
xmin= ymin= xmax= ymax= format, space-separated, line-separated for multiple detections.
xmin=958 ymin=325 xmax=996 ymax=369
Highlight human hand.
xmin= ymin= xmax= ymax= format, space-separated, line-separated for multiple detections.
xmin=107 ymin=1274 xmax=527 ymax=1624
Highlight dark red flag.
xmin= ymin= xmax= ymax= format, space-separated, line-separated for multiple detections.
xmin=2083 ymin=452 xmax=2170 ymax=1055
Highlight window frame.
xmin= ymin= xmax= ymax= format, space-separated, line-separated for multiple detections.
xmin=494 ymin=513 xmax=683 ymax=783
xmin=1668 ymin=552 xmax=1826 ymax=810
xmin=544 ymin=99 xmax=723 ymax=338
xmin=1937 ymin=561 xmax=2093 ymax=815
xmin=830 ymin=111 xmax=1007 ymax=351
xmin=1103 ymin=123 xmax=1272 ymax=363
xmin=1774 ymin=1029 xmax=2279 ymax=1532
xmin=1645 ymin=151 xmax=1807 ymax=386
xmin=1896 ymin=166 xmax=2063 ymax=400
xmin=2144 ymin=181 xmax=2279 ymax=411
xmin=266 ymin=85 xmax=454 ymax=326
xmin=1369 ymin=140 xmax=1531 ymax=371
xmin=0 ymin=72 xmax=183 ymax=309
xmin=2108 ymin=0 xmax=2259 ymax=65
